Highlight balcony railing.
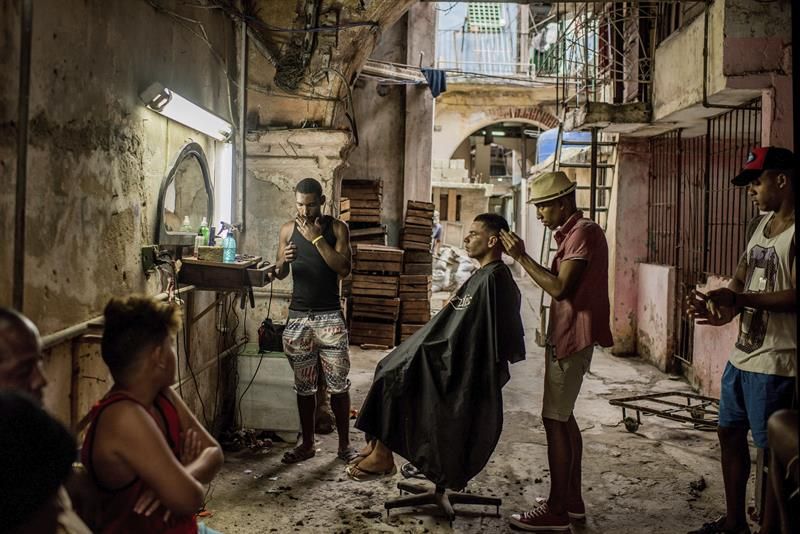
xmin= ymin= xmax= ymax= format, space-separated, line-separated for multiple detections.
xmin=435 ymin=28 xmax=564 ymax=80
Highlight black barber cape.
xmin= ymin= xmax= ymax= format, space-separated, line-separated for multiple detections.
xmin=355 ymin=260 xmax=526 ymax=490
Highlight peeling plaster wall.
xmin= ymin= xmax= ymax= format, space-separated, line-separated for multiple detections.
xmin=652 ymin=0 xmax=792 ymax=147
xmin=1 ymin=0 xmax=237 ymax=429
xmin=652 ymin=0 xmax=726 ymax=122
xmin=403 ymin=3 xmax=436 ymax=209
xmin=340 ymin=15 xmax=407 ymax=245
xmin=606 ymin=140 xmax=650 ymax=354
xmin=636 ymin=263 xmax=676 ymax=372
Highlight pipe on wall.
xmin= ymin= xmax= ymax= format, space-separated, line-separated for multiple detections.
xmin=13 ymin=0 xmax=33 ymax=311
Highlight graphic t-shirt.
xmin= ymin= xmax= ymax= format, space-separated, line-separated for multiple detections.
xmin=730 ymin=213 xmax=796 ymax=377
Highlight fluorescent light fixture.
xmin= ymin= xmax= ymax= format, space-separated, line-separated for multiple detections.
xmin=141 ymin=82 xmax=232 ymax=142
xmin=491 ymin=130 xmax=506 ymax=136
xmin=215 ymin=143 xmax=233 ymax=229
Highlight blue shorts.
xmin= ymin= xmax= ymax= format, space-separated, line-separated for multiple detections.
xmin=718 ymin=362 xmax=795 ymax=448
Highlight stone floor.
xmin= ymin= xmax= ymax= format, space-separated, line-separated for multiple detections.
xmin=202 ymin=278 xmax=751 ymax=533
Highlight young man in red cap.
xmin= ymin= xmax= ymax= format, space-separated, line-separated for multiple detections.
xmin=500 ymin=171 xmax=613 ymax=531
xmin=687 ymin=146 xmax=796 ymax=534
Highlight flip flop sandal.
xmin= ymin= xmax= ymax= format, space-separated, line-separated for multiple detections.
xmin=336 ymin=447 xmax=362 ymax=463
xmin=281 ymin=447 xmax=316 ymax=464
xmin=400 ymin=462 xmax=426 ymax=480
xmin=345 ymin=462 xmax=397 ymax=482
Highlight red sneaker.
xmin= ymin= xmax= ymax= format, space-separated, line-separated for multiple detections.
xmin=510 ymin=502 xmax=571 ymax=531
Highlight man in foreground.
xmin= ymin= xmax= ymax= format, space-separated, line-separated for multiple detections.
xmin=500 ymin=171 xmax=613 ymax=531
xmin=0 ymin=308 xmax=92 ymax=534
xmin=346 ymin=213 xmax=526 ymax=489
xmin=687 ymin=147 xmax=796 ymax=534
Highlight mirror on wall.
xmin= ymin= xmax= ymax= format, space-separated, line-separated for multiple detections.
xmin=156 ymin=142 xmax=214 ymax=246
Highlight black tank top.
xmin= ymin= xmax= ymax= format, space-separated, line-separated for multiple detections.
xmin=289 ymin=219 xmax=341 ymax=311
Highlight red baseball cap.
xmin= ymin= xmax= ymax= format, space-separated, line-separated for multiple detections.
xmin=732 ymin=146 xmax=794 ymax=186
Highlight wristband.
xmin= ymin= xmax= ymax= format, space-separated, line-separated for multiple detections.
xmin=311 ymin=235 xmax=324 ymax=246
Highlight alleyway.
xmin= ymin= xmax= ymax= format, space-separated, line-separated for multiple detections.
xmin=204 ymin=278 xmax=736 ymax=534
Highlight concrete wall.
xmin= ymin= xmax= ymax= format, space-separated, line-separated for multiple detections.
xmin=403 ymin=3 xmax=436 ymax=210
xmin=652 ymin=0 xmax=792 ymax=147
xmin=606 ymin=140 xmax=650 ymax=354
xmin=1 ymin=0 xmax=238 ymax=429
xmin=688 ymin=275 xmax=739 ymax=398
xmin=636 ymin=264 xmax=676 ymax=372
xmin=432 ymin=186 xmax=489 ymax=245
xmin=340 ymin=16 xmax=407 ymax=245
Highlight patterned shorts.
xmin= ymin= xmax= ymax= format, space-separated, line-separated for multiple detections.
xmin=282 ymin=310 xmax=351 ymax=396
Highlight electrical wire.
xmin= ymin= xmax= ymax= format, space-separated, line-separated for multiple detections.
xmin=236 ymin=282 xmax=272 ymax=428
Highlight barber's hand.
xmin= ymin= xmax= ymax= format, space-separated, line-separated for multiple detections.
xmin=685 ymin=289 xmax=735 ymax=326
xmin=498 ymin=230 xmax=525 ymax=261
xmin=134 ymin=488 xmax=171 ymax=522
xmin=284 ymin=241 xmax=297 ymax=264
xmin=295 ymin=216 xmax=323 ymax=242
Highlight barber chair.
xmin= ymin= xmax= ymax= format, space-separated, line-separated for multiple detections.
xmin=384 ymin=462 xmax=501 ymax=524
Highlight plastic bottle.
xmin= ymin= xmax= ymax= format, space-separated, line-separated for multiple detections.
xmin=193 ymin=232 xmax=204 ymax=258
xmin=222 ymin=230 xmax=237 ymax=263
xmin=199 ymin=217 xmax=210 ymax=246
xmin=180 ymin=216 xmax=192 ymax=233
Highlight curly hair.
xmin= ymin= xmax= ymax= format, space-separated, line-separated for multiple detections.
xmin=101 ymin=295 xmax=181 ymax=378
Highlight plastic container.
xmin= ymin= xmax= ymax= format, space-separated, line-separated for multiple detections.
xmin=180 ymin=216 xmax=193 ymax=233
xmin=199 ymin=217 xmax=210 ymax=246
xmin=222 ymin=232 xmax=237 ymax=263
xmin=193 ymin=233 xmax=204 ymax=257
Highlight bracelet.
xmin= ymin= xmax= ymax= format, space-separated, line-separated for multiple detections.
xmin=311 ymin=235 xmax=324 ymax=246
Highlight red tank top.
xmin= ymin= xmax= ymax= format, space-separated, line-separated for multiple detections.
xmin=80 ymin=391 xmax=198 ymax=534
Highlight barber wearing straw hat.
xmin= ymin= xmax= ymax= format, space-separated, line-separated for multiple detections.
xmin=499 ymin=171 xmax=613 ymax=532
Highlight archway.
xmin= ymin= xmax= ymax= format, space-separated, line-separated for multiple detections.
xmin=432 ymin=105 xmax=558 ymax=163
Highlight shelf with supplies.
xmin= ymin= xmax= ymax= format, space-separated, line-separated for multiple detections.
xmin=178 ymin=255 xmax=275 ymax=297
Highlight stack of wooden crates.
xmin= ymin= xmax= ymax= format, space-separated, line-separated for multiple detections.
xmin=340 ymin=179 xmax=387 ymax=246
xmin=349 ymin=245 xmax=403 ymax=347
xmin=398 ymin=201 xmax=435 ymax=342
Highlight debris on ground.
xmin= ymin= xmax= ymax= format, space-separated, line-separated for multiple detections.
xmin=219 ymin=428 xmax=276 ymax=452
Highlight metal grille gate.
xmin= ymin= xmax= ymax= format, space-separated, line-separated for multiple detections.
xmin=647 ymin=99 xmax=761 ymax=365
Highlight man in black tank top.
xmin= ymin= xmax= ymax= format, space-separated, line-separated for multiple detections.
xmin=272 ymin=178 xmax=357 ymax=464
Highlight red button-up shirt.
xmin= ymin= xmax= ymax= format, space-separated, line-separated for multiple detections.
xmin=549 ymin=211 xmax=614 ymax=359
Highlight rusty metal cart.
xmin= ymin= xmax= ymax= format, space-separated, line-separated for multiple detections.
xmin=609 ymin=392 xmax=720 ymax=433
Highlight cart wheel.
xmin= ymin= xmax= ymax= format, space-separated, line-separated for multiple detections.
xmin=623 ymin=417 xmax=639 ymax=433
xmin=690 ymin=406 xmax=705 ymax=421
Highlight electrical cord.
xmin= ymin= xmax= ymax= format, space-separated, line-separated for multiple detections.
xmin=236 ymin=282 xmax=272 ymax=427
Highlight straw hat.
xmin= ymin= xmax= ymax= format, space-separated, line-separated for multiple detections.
xmin=529 ymin=171 xmax=576 ymax=204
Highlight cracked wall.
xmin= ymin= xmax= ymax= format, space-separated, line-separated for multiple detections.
xmin=1 ymin=0 xmax=237 ymax=428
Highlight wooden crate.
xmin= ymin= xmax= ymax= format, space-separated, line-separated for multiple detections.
xmin=349 ymin=225 xmax=387 ymax=246
xmin=407 ymin=200 xmax=435 ymax=212
xmin=399 ymin=274 xmax=431 ymax=300
xmin=351 ymin=296 xmax=400 ymax=321
xmin=399 ymin=322 xmax=426 ymax=342
xmin=404 ymin=262 xmax=433 ymax=275
xmin=350 ymin=320 xmax=396 ymax=347
xmin=351 ymin=274 xmax=399 ymax=298
xmin=404 ymin=250 xmax=433 ymax=264
xmin=400 ymin=299 xmax=431 ymax=323
xmin=353 ymin=244 xmax=403 ymax=274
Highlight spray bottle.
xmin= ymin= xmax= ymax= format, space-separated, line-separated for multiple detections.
xmin=221 ymin=222 xmax=237 ymax=263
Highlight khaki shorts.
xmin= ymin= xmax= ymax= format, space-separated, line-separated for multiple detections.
xmin=542 ymin=344 xmax=593 ymax=422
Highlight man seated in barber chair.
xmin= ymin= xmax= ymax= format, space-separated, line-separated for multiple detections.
xmin=345 ymin=213 xmax=526 ymax=518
